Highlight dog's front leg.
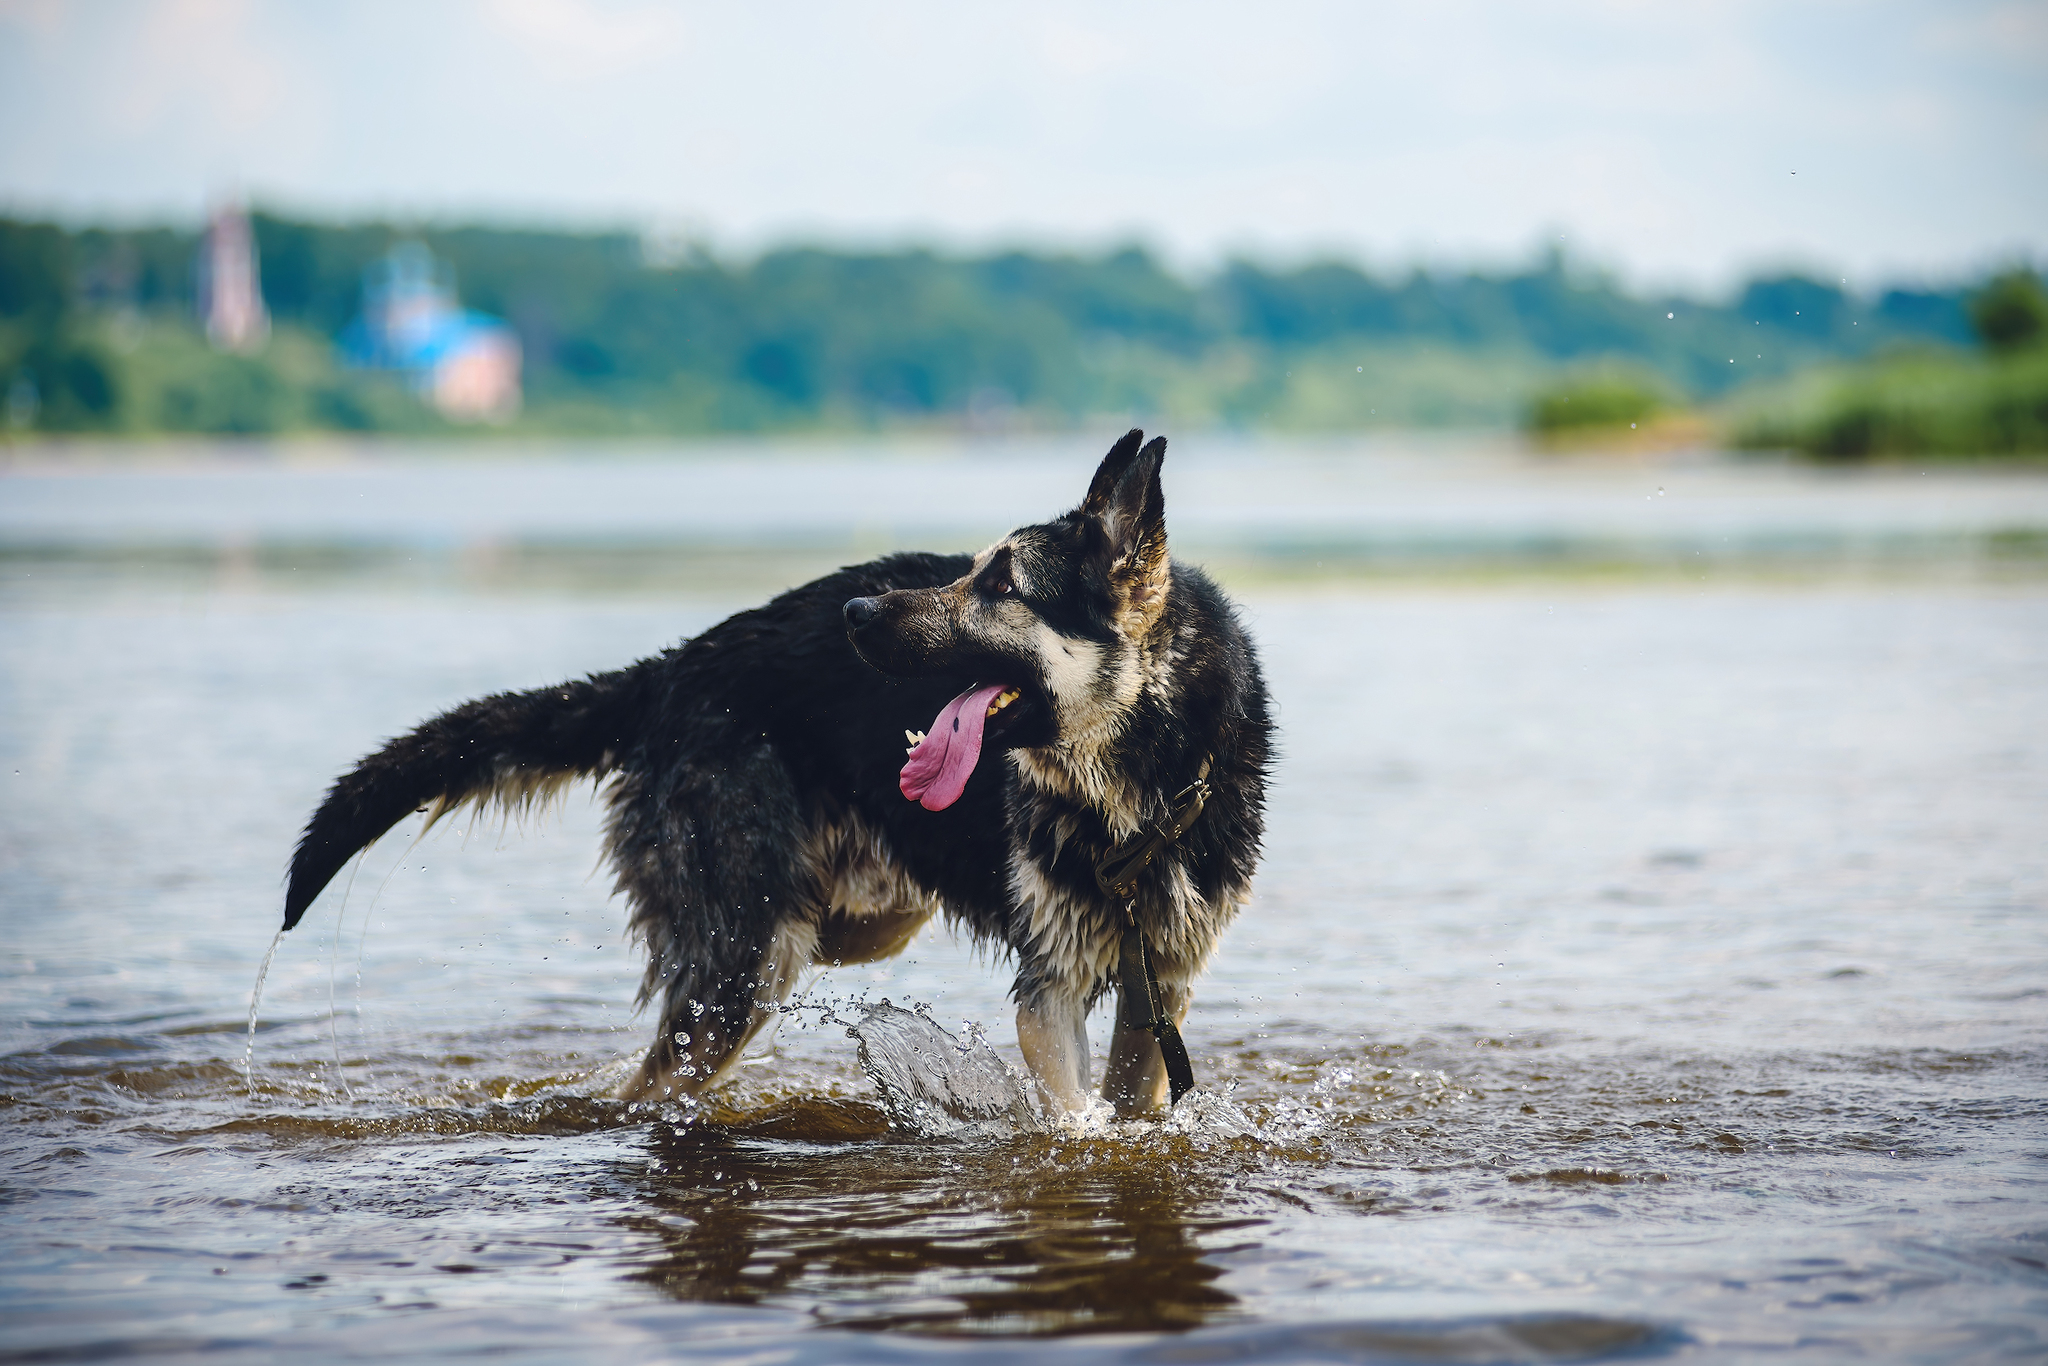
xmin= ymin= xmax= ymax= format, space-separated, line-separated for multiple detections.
xmin=1101 ymin=981 xmax=1190 ymax=1118
xmin=1016 ymin=993 xmax=1091 ymax=1114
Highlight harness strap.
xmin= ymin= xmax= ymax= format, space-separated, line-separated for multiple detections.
xmin=1094 ymin=760 xmax=1213 ymax=902
xmin=1094 ymin=757 xmax=1213 ymax=1107
xmin=1116 ymin=906 xmax=1197 ymax=1104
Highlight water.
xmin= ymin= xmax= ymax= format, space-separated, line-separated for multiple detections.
xmin=848 ymin=1004 xmax=1048 ymax=1140
xmin=3 ymin=439 xmax=2045 ymax=1362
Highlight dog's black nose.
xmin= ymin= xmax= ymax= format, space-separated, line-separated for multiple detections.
xmin=843 ymin=596 xmax=880 ymax=630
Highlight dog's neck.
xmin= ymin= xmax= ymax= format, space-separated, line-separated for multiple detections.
xmin=1010 ymin=572 xmax=1207 ymax=837
xmin=1009 ymin=745 xmax=1149 ymax=839
xmin=1013 ymin=660 xmax=1199 ymax=840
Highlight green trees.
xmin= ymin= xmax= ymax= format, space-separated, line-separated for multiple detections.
xmin=6 ymin=334 xmax=120 ymax=430
xmin=0 ymin=213 xmax=2018 ymax=441
xmin=1969 ymin=271 xmax=2048 ymax=354
xmin=0 ymin=221 xmax=71 ymax=323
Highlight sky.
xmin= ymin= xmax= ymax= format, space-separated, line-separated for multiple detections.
xmin=2 ymin=0 xmax=2043 ymax=291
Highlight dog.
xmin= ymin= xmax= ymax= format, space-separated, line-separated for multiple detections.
xmin=282 ymin=430 xmax=1272 ymax=1116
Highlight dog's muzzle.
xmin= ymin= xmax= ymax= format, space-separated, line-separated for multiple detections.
xmin=845 ymin=592 xmax=930 ymax=677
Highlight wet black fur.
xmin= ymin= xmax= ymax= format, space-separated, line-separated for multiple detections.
xmin=283 ymin=431 xmax=1272 ymax=1093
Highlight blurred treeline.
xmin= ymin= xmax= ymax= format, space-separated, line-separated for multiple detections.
xmin=1725 ymin=271 xmax=2048 ymax=458
xmin=0 ymin=211 xmax=2007 ymax=442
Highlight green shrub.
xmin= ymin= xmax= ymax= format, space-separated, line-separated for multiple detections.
xmin=1733 ymin=349 xmax=2048 ymax=459
xmin=158 ymin=354 xmax=292 ymax=434
xmin=1525 ymin=373 xmax=1663 ymax=433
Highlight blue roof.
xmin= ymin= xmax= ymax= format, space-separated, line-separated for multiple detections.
xmin=339 ymin=243 xmax=514 ymax=376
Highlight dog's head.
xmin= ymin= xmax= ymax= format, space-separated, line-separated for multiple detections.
xmin=845 ymin=429 xmax=1171 ymax=810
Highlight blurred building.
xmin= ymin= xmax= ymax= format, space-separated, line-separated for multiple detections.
xmin=197 ymin=203 xmax=269 ymax=352
xmin=340 ymin=242 xmax=521 ymax=421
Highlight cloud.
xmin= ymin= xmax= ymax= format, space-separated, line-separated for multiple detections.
xmin=103 ymin=0 xmax=300 ymax=134
xmin=0 ymin=0 xmax=2040 ymax=286
xmin=477 ymin=0 xmax=687 ymax=81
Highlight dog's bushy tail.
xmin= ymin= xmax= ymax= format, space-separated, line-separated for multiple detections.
xmin=282 ymin=664 xmax=651 ymax=930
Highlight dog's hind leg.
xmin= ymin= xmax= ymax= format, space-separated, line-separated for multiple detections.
xmin=622 ymin=914 xmax=819 ymax=1101
xmin=606 ymin=738 xmax=825 ymax=1103
xmin=1101 ymin=981 xmax=1190 ymax=1118
xmin=647 ymin=840 xmax=940 ymax=1095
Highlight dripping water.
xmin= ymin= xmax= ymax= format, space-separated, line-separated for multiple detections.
xmin=327 ymin=899 xmax=352 ymax=1099
xmin=244 ymin=928 xmax=285 ymax=1101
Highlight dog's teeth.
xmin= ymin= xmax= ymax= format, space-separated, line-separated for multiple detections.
xmin=985 ymin=688 xmax=1023 ymax=717
xmin=904 ymin=729 xmax=926 ymax=755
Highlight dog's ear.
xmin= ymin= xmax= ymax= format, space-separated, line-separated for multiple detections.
xmin=1082 ymin=429 xmax=1169 ymax=631
xmin=1082 ymin=428 xmax=1147 ymax=518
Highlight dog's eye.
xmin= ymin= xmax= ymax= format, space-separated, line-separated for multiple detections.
xmin=990 ymin=579 xmax=1015 ymax=598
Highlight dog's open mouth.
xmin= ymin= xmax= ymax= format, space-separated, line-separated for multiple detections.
xmin=899 ymin=682 xmax=1032 ymax=811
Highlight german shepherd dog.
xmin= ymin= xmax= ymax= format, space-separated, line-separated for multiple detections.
xmin=282 ymin=431 xmax=1271 ymax=1117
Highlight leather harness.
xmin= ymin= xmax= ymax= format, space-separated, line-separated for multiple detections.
xmin=1092 ymin=756 xmax=1212 ymax=1106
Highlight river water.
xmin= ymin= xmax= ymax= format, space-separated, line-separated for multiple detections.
xmin=3 ymin=437 xmax=2045 ymax=1363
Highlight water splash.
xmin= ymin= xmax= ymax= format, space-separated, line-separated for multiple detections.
xmin=244 ymin=928 xmax=285 ymax=1101
xmin=848 ymin=1002 xmax=1045 ymax=1139
xmin=847 ymin=1001 xmax=1270 ymax=1145
xmin=1159 ymin=1086 xmax=1257 ymax=1142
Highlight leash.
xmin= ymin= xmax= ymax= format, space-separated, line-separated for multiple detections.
xmin=1093 ymin=756 xmax=1212 ymax=1106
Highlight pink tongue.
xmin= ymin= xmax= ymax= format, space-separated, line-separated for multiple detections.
xmin=900 ymin=683 xmax=1008 ymax=812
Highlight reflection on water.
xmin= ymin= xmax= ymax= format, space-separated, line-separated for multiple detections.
xmin=628 ymin=1119 xmax=1243 ymax=1336
xmin=2 ymin=444 xmax=2046 ymax=1362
